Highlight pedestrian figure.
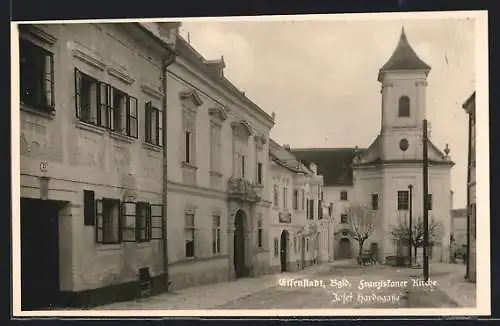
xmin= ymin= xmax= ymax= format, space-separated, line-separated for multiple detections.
xmin=463 ymin=252 xmax=468 ymax=265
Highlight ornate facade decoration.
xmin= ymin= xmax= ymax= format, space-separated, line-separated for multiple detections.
xmin=227 ymin=177 xmax=261 ymax=203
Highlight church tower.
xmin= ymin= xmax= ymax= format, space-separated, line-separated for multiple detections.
xmin=352 ymin=27 xmax=454 ymax=264
xmin=378 ymin=27 xmax=431 ymax=161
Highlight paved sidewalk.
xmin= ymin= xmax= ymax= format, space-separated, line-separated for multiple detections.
xmin=92 ymin=261 xmax=348 ymax=310
xmin=391 ymin=263 xmax=476 ymax=307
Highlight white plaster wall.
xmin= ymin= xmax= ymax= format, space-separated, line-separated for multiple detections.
xmin=19 ymin=23 xmax=171 ymax=292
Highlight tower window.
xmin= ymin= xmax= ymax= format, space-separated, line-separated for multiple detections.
xmin=398 ymin=96 xmax=410 ymax=117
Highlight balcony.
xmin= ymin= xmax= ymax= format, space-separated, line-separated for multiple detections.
xmin=227 ymin=177 xmax=261 ymax=203
xmin=279 ymin=209 xmax=292 ymax=223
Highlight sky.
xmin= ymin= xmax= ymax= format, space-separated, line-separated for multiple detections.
xmin=179 ymin=14 xmax=476 ymax=209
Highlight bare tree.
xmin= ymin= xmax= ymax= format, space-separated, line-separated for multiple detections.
xmin=345 ymin=203 xmax=376 ymax=258
xmin=390 ymin=213 xmax=442 ymax=263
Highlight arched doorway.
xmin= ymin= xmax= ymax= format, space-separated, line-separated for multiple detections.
xmin=233 ymin=209 xmax=247 ymax=279
xmin=338 ymin=237 xmax=352 ymax=259
xmin=280 ymin=230 xmax=289 ymax=272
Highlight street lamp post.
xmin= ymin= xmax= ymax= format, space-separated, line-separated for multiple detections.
xmin=422 ymin=119 xmax=430 ymax=281
xmin=408 ymin=184 xmax=413 ymax=268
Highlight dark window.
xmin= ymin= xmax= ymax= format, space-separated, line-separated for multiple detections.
xmin=83 ymin=190 xmax=95 ymax=226
xmin=397 ymin=190 xmax=409 ymax=211
xmin=340 ymin=191 xmax=348 ymax=201
xmin=257 ymin=218 xmax=263 ymax=248
xmin=328 ymin=203 xmax=333 ymax=217
xmin=318 ymin=200 xmax=323 ymax=219
xmin=427 ymin=194 xmax=433 ymax=211
xmin=371 ymin=194 xmax=379 ymax=210
xmin=398 ymin=96 xmax=410 ymax=117
xmin=241 ymin=155 xmax=246 ymax=178
xmin=95 ymin=198 xmax=121 ymax=244
xmin=321 ymin=191 xmax=324 ymax=201
xmin=184 ymin=131 xmax=191 ymax=162
xmin=212 ymin=215 xmax=221 ymax=254
xmin=136 ymin=202 xmax=151 ymax=242
xmin=75 ymin=69 xmax=101 ymax=125
xmin=185 ymin=213 xmax=195 ymax=258
xmin=257 ymin=162 xmax=263 ymax=184
xmin=340 ymin=214 xmax=348 ymax=224
xmin=20 ymin=38 xmax=54 ymax=111
xmin=293 ymin=189 xmax=299 ymax=210
xmin=308 ymin=200 xmax=314 ymax=219
xmin=145 ymin=101 xmax=163 ymax=146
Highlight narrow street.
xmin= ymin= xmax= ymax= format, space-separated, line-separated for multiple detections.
xmin=92 ymin=261 xmax=474 ymax=311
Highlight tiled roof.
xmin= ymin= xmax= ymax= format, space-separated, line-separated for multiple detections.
xmin=291 ymin=148 xmax=361 ymax=186
xmin=175 ymin=35 xmax=274 ymax=124
xmin=269 ymin=139 xmax=306 ymax=173
xmin=378 ymin=28 xmax=431 ymax=81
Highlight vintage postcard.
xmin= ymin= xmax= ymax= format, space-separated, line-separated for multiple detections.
xmin=11 ymin=10 xmax=489 ymax=317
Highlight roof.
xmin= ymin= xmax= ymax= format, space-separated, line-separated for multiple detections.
xmin=269 ymin=139 xmax=307 ymax=174
xmin=291 ymin=148 xmax=361 ymax=186
xmin=378 ymin=27 xmax=431 ymax=81
xmin=462 ymin=91 xmax=476 ymax=111
xmin=452 ymin=208 xmax=467 ymax=218
xmin=174 ymin=35 xmax=274 ymax=125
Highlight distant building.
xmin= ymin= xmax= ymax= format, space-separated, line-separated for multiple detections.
xmin=269 ymin=141 xmax=333 ymax=272
xmin=462 ymin=91 xmax=476 ymax=283
xmin=291 ymin=148 xmax=358 ymax=260
xmin=293 ymin=28 xmax=455 ymax=264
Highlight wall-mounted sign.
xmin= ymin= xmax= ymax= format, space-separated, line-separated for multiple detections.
xmin=40 ymin=160 xmax=48 ymax=173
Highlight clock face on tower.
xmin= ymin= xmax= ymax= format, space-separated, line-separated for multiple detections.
xmin=399 ymin=138 xmax=409 ymax=151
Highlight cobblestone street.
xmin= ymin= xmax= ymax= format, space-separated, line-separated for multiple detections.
xmin=217 ymin=265 xmax=410 ymax=309
xmin=89 ymin=261 xmax=474 ymax=311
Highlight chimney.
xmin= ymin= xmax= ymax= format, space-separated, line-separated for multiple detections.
xmin=157 ymin=22 xmax=181 ymax=46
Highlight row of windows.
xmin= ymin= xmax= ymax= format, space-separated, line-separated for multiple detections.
xmin=186 ymin=125 xmax=264 ymax=183
xmin=337 ymin=192 xmax=433 ymax=224
xmin=75 ymin=69 xmax=163 ymax=146
xmin=273 ymin=236 xmax=314 ymax=257
xmin=20 ymin=38 xmax=163 ymax=147
xmin=82 ymin=190 xmax=163 ymax=244
xmin=397 ymin=191 xmax=433 ymax=211
xmin=182 ymin=213 xmax=264 ymax=259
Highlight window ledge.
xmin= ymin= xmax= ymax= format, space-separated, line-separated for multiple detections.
xmin=209 ymin=170 xmax=223 ymax=178
xmin=97 ymin=243 xmax=123 ymax=252
xmin=20 ymin=103 xmax=55 ymax=120
xmin=141 ymin=141 xmax=163 ymax=152
xmin=109 ymin=131 xmax=136 ymax=144
xmin=75 ymin=119 xmax=106 ymax=135
xmin=182 ymin=161 xmax=198 ymax=171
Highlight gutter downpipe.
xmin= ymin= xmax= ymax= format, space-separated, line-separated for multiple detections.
xmin=162 ymin=49 xmax=176 ymax=291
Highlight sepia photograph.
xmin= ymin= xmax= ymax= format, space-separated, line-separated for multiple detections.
xmin=11 ymin=10 xmax=489 ymax=317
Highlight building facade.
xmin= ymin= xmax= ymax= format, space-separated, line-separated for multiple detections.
xmin=165 ymin=31 xmax=275 ymax=290
xmin=268 ymin=141 xmax=333 ymax=273
xmin=291 ymin=149 xmax=358 ymax=260
xmin=18 ymin=22 xmax=177 ymax=309
xmin=293 ymin=28 xmax=455 ymax=264
xmin=462 ymin=91 xmax=476 ymax=283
